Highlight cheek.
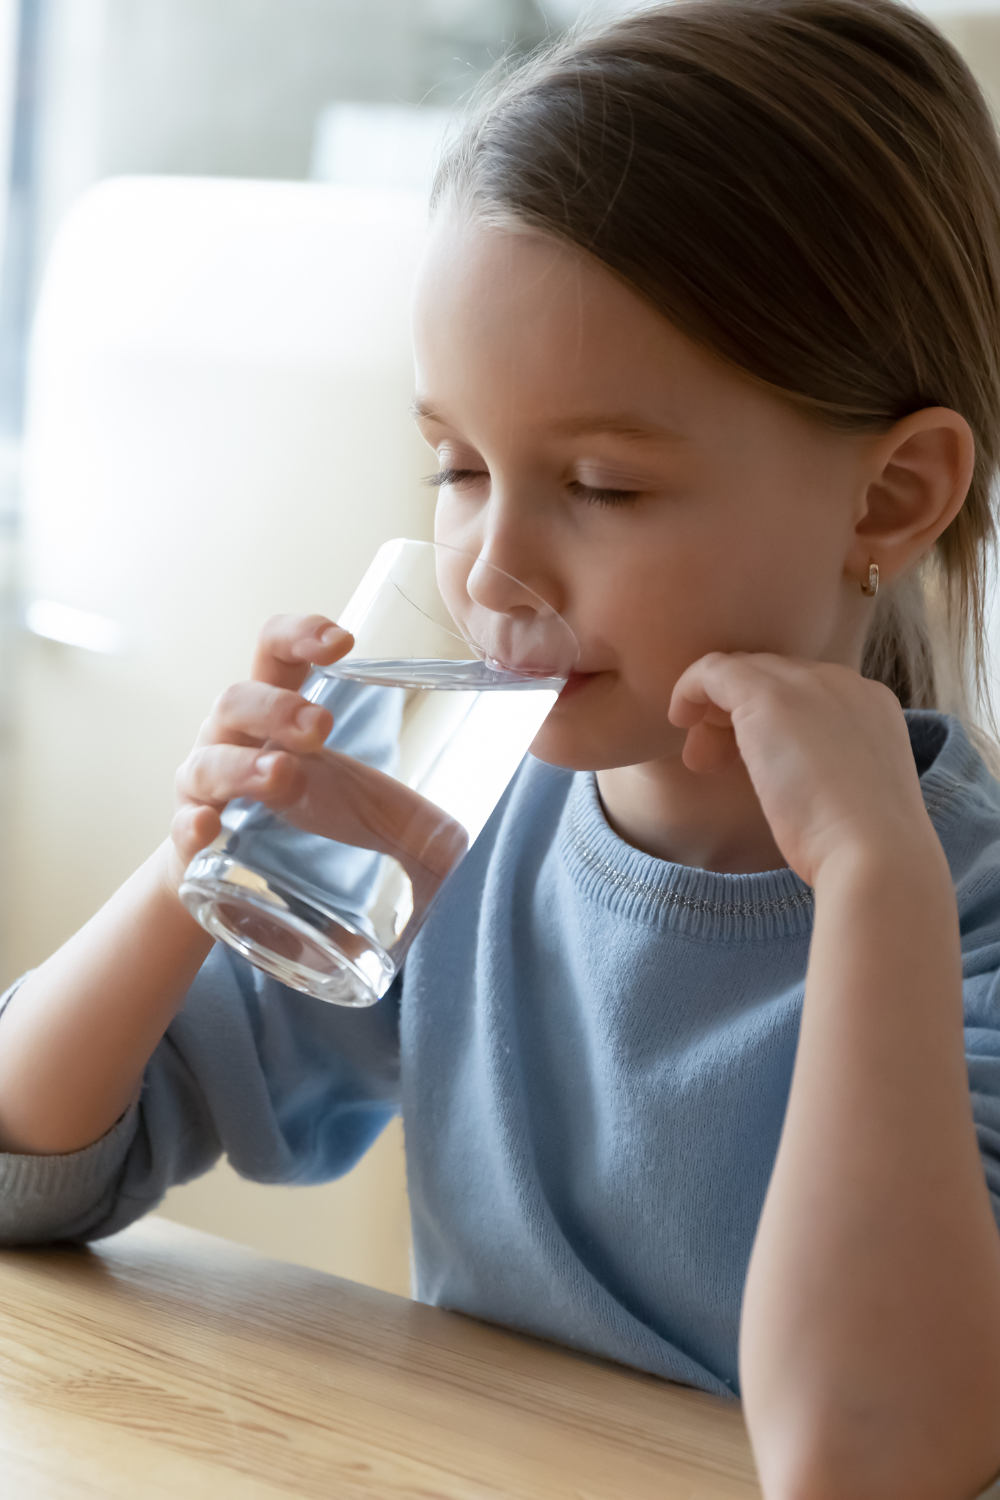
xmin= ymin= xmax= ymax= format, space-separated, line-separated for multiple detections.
xmin=590 ymin=498 xmax=842 ymax=676
xmin=433 ymin=491 xmax=478 ymax=549
xmin=585 ymin=521 xmax=719 ymax=670
xmin=717 ymin=488 xmax=851 ymax=651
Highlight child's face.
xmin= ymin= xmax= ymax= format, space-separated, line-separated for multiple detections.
xmin=411 ymin=213 xmax=880 ymax=772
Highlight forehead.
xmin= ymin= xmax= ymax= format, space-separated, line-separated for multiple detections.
xmin=414 ymin=212 xmax=619 ymax=320
xmin=409 ymin=212 xmax=746 ymax=432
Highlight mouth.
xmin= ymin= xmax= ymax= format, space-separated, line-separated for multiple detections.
xmin=558 ymin=670 xmax=601 ymax=700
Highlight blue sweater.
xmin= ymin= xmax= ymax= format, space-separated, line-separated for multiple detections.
xmin=4 ymin=711 xmax=1000 ymax=1410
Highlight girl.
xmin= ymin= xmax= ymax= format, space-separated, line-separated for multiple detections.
xmin=2 ymin=1 xmax=1000 ymax=1494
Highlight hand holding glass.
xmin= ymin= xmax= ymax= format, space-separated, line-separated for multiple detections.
xmin=179 ymin=539 xmax=578 ymax=1006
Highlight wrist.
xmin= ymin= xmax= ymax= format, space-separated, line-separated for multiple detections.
xmin=150 ymin=839 xmax=216 ymax=949
xmin=812 ymin=823 xmax=952 ymax=904
xmin=161 ymin=835 xmax=191 ymax=900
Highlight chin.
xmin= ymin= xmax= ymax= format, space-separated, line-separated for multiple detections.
xmin=528 ymin=740 xmax=613 ymax=772
xmin=529 ymin=692 xmax=685 ymax=772
xmin=528 ymin=725 xmax=664 ymax=773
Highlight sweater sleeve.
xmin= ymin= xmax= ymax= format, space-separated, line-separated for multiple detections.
xmin=963 ymin=935 xmax=1000 ymax=1235
xmin=0 ymin=941 xmax=401 ymax=1245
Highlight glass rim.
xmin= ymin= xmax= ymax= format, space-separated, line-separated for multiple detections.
xmin=337 ymin=536 xmax=580 ymax=676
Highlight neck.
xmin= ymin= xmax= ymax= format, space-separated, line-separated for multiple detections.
xmin=595 ymin=756 xmax=786 ymax=875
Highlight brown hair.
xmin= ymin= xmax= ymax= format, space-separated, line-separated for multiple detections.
xmin=431 ymin=0 xmax=1000 ymax=725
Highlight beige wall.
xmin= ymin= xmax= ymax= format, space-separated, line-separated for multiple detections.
xmin=933 ymin=9 xmax=1000 ymax=122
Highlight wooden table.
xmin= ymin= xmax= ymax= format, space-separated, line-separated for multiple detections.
xmin=0 ymin=1217 xmax=761 ymax=1498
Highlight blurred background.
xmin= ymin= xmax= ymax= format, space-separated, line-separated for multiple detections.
xmin=0 ymin=0 xmax=993 ymax=1297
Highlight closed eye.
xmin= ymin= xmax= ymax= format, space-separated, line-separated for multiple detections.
xmin=423 ymin=467 xmax=485 ymax=489
xmin=567 ymin=480 xmax=641 ymax=507
xmin=424 ymin=467 xmax=642 ymax=507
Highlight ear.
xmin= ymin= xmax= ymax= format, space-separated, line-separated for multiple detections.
xmin=848 ymin=407 xmax=974 ymax=584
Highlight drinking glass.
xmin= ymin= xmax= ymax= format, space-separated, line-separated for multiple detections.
xmin=179 ymin=538 xmax=578 ymax=1006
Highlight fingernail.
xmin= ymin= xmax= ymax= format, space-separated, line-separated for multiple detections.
xmin=255 ymin=752 xmax=279 ymax=778
xmin=320 ymin=624 xmax=346 ymax=646
xmin=296 ymin=705 xmax=326 ymax=733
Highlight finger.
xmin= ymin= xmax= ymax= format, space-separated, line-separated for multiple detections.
xmin=176 ymin=744 xmax=305 ymax=811
xmin=668 ymin=652 xmax=771 ymax=728
xmin=170 ymin=803 xmax=222 ymax=867
xmin=284 ymin=748 xmax=471 ymax=881
xmin=251 ymin=614 xmax=354 ymax=691
xmin=668 ymin=653 xmax=731 ymax=728
xmin=681 ymin=720 xmax=742 ymax=775
xmin=200 ymin=681 xmax=333 ymax=752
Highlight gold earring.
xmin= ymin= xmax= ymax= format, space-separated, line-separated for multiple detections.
xmin=861 ymin=561 xmax=879 ymax=598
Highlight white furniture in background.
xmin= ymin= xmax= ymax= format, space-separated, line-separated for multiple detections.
xmin=7 ymin=176 xmax=437 ymax=1294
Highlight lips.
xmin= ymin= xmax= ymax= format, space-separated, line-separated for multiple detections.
xmin=558 ymin=670 xmax=600 ymax=699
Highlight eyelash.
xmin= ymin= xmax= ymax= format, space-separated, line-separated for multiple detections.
xmin=423 ymin=467 xmax=641 ymax=508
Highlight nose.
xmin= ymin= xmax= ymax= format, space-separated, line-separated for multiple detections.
xmin=463 ymin=518 xmax=576 ymax=678
xmin=471 ymin=488 xmax=564 ymax=616
xmin=466 ymin=551 xmax=540 ymax=617
xmin=434 ymin=470 xmax=561 ymax=604
xmin=433 ymin=479 xmax=575 ymax=673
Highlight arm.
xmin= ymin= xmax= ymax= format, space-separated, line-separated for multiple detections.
xmin=743 ymin=839 xmax=1000 ymax=1500
xmin=671 ymin=655 xmax=1000 ymax=1500
xmin=0 ymin=938 xmax=403 ymax=1247
xmin=0 ymin=615 xmax=350 ymax=1156
xmin=0 ymin=845 xmax=211 ymax=1154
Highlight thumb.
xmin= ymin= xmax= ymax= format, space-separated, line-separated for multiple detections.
xmin=170 ymin=804 xmax=222 ymax=876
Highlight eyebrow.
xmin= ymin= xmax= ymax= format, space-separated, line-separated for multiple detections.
xmin=409 ymin=398 xmax=681 ymax=442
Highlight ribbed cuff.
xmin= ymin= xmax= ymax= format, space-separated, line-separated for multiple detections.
xmin=0 ymin=1102 xmax=139 ymax=1243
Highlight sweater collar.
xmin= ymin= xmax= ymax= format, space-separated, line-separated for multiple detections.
xmin=557 ymin=710 xmax=981 ymax=945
